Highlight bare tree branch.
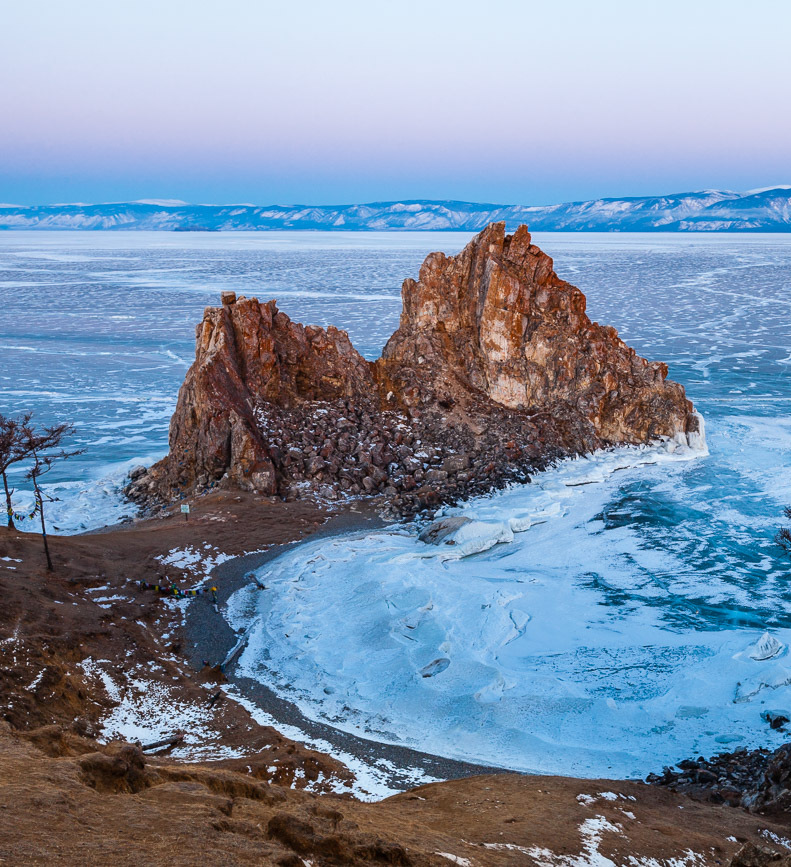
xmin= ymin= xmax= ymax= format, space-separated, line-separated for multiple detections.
xmin=18 ymin=419 xmax=84 ymax=570
xmin=776 ymin=507 xmax=791 ymax=557
xmin=0 ymin=411 xmax=33 ymax=530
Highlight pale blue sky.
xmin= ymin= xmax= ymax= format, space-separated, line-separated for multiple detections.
xmin=1 ymin=0 xmax=789 ymax=205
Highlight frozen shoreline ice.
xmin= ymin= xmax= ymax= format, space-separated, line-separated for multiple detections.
xmin=223 ymin=425 xmax=791 ymax=780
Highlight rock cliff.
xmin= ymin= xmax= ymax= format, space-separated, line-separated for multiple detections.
xmin=379 ymin=223 xmax=696 ymax=443
xmin=130 ymin=224 xmax=698 ymax=515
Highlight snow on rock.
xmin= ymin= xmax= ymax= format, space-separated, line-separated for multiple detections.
xmin=760 ymin=829 xmax=791 ymax=851
xmin=418 ymin=516 xmax=472 ymax=544
xmin=78 ymin=658 xmax=243 ymax=761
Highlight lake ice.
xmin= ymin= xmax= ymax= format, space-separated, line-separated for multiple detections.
xmin=2 ymin=230 xmax=791 ymax=776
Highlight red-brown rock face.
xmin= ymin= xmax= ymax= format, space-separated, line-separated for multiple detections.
xmin=379 ymin=222 xmax=697 ymax=444
xmin=157 ymin=294 xmax=376 ymax=496
xmin=132 ymin=224 xmax=698 ymax=513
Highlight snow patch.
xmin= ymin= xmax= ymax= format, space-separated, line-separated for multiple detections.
xmin=220 ymin=685 xmax=440 ymax=802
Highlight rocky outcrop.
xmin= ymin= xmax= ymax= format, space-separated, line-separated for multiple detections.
xmin=649 ymin=741 xmax=791 ymax=816
xmin=130 ymin=224 xmax=699 ymax=515
xmin=147 ymin=290 xmax=375 ymax=499
xmin=379 ymin=222 xmax=697 ymax=444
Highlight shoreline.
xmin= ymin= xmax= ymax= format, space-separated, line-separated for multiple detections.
xmin=182 ymin=506 xmax=512 ymax=793
xmin=3 ymin=486 xmax=789 ymax=861
xmin=66 ymin=428 xmax=711 ymax=790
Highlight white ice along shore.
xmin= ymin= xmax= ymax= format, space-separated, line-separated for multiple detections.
xmin=8 ymin=452 xmax=166 ymax=535
xmin=32 ymin=404 xmax=791 ymax=785
xmin=218 ymin=417 xmax=791 ymax=780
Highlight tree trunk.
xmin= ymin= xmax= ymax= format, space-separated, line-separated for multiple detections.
xmin=1 ymin=471 xmax=15 ymax=530
xmin=33 ymin=482 xmax=52 ymax=571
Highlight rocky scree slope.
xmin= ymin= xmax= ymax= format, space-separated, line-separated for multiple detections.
xmin=130 ymin=223 xmax=699 ymax=516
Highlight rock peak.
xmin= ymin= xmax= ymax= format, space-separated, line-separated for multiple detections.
xmin=380 ymin=223 xmax=695 ymax=444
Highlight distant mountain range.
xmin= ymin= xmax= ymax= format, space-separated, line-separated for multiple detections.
xmin=2 ymin=187 xmax=791 ymax=232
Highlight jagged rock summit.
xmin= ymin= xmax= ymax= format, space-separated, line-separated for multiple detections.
xmin=131 ymin=223 xmax=699 ymax=515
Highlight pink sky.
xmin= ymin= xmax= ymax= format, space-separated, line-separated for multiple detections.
xmin=1 ymin=0 xmax=789 ymax=205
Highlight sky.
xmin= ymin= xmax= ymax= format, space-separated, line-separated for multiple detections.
xmin=1 ymin=0 xmax=789 ymax=206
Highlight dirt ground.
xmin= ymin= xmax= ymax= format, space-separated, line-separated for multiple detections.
xmin=2 ymin=493 xmax=791 ymax=864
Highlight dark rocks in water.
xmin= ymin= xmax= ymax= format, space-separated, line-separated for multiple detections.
xmin=130 ymin=223 xmax=699 ymax=517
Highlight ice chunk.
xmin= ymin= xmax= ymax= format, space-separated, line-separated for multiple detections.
xmin=747 ymin=632 xmax=785 ymax=661
xmin=419 ymin=516 xmax=472 ymax=545
xmin=429 ymin=519 xmax=514 ymax=558
xmin=416 ymin=515 xmax=514 ymax=558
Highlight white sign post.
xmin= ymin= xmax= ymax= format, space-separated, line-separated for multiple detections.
xmin=181 ymin=503 xmax=190 ymax=522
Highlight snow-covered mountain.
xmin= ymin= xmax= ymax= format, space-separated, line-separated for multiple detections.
xmin=1 ymin=188 xmax=790 ymax=231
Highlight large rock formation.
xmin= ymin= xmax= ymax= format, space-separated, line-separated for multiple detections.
xmin=130 ymin=224 xmax=698 ymax=515
xmin=158 ymin=293 xmax=376 ymax=498
xmin=379 ymin=223 xmax=695 ymax=444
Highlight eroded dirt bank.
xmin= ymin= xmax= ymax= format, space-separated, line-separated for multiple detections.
xmin=2 ymin=495 xmax=791 ymax=864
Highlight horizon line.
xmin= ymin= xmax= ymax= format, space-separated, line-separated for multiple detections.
xmin=2 ymin=185 xmax=791 ymax=210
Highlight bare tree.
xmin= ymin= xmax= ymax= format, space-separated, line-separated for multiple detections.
xmin=777 ymin=507 xmax=791 ymax=555
xmin=19 ymin=420 xmax=83 ymax=571
xmin=0 ymin=412 xmax=33 ymax=530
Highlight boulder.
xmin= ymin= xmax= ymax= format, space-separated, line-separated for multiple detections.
xmin=418 ymin=516 xmax=472 ymax=545
xmin=761 ymin=710 xmax=790 ymax=730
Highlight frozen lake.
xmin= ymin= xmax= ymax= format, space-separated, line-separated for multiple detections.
xmin=2 ymin=229 xmax=791 ymax=776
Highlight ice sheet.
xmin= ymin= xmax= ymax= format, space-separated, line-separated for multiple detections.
xmin=227 ymin=418 xmax=791 ymax=778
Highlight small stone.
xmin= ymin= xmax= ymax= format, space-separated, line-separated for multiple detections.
xmin=441 ymin=454 xmax=469 ymax=474
xmin=420 ymin=658 xmax=450 ymax=678
xmin=306 ymin=456 xmax=325 ymax=476
xmin=761 ymin=709 xmax=790 ymax=730
xmin=418 ymin=516 xmax=472 ymax=545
